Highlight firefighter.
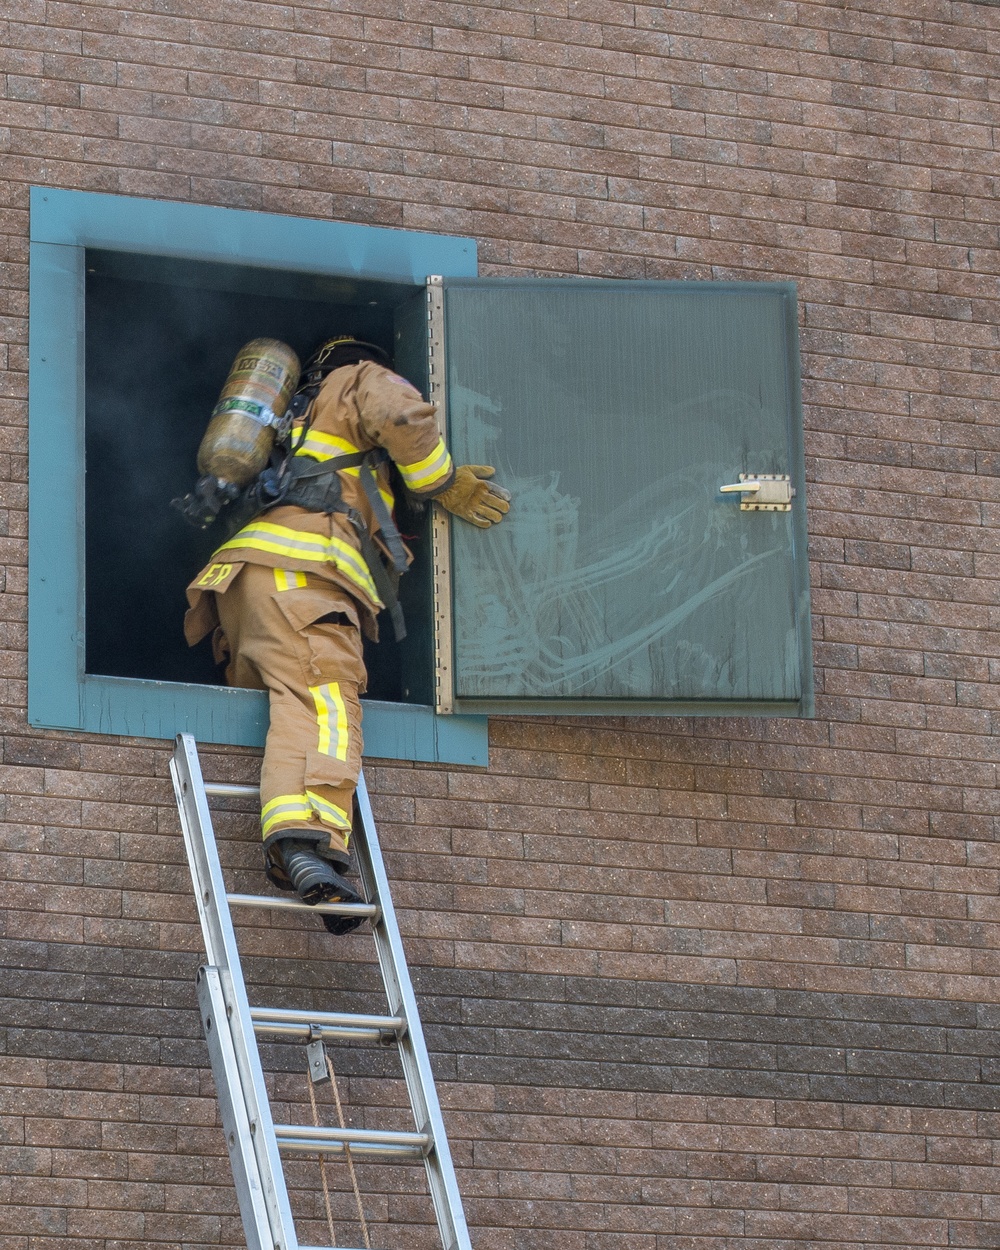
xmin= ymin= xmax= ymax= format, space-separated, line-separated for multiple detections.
xmin=183 ymin=335 xmax=510 ymax=932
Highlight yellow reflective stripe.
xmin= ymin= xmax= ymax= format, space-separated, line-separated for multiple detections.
xmin=293 ymin=430 xmax=360 ymax=462
xmin=292 ymin=431 xmax=396 ymax=507
xmin=217 ymin=522 xmax=381 ymax=604
xmin=273 ymin=569 xmax=307 ymax=592
xmin=312 ymin=684 xmax=331 ymax=755
xmin=260 ymin=791 xmax=351 ymax=837
xmin=219 ymin=522 xmax=328 ymax=559
xmin=307 ymin=789 xmax=352 ymax=833
xmin=398 ymin=439 xmax=452 ymax=492
xmin=310 ymin=681 xmax=349 ymax=761
xmin=261 ymin=793 xmax=312 ymax=837
xmin=325 ymin=538 xmax=380 ymax=602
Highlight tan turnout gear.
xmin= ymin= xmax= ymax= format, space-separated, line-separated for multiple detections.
xmin=185 ymin=359 xmax=461 ymax=863
xmin=213 ymin=563 xmax=364 ymax=862
xmin=186 ymin=359 xmax=455 ymax=644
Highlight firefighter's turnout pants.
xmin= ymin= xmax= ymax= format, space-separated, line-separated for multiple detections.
xmin=214 ymin=563 xmax=365 ymax=866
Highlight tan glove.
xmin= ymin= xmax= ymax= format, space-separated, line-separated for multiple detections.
xmin=435 ymin=465 xmax=511 ymax=528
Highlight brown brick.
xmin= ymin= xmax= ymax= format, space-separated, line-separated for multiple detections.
xmin=4 ymin=1 xmax=1000 ymax=1245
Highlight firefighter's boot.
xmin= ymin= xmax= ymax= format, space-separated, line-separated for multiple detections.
xmin=267 ymin=839 xmax=366 ymax=936
xmin=272 ymin=839 xmax=360 ymax=905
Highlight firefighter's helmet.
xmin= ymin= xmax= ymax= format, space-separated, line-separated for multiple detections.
xmin=305 ymin=335 xmax=390 ymax=377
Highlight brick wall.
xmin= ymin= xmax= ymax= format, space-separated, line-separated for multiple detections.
xmin=3 ymin=0 xmax=1000 ymax=1246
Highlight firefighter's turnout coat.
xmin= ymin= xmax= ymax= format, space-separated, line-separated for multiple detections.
xmin=184 ymin=361 xmax=454 ymax=861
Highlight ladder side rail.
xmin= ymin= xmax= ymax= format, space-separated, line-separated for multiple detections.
xmin=171 ymin=733 xmax=299 ymax=1250
xmin=354 ymin=769 xmax=473 ymax=1250
xmin=171 ymin=735 xmax=248 ymax=972
xmin=197 ymin=966 xmax=275 ymax=1250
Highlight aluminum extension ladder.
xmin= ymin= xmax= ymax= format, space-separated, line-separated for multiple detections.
xmin=169 ymin=732 xmax=472 ymax=1250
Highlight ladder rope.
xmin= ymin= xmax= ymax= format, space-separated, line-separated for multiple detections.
xmin=305 ymin=1063 xmax=338 ymax=1248
xmin=326 ymin=1051 xmax=372 ymax=1250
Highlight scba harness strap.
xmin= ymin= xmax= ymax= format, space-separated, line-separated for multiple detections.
xmin=228 ymin=446 xmax=409 ymax=642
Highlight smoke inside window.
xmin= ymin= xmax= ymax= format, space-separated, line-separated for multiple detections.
xmin=84 ymin=251 xmax=431 ymax=703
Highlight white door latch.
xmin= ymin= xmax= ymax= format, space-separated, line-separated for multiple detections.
xmin=720 ymin=474 xmax=795 ymax=511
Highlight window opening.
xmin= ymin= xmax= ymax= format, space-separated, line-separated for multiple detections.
xmin=84 ymin=249 xmax=432 ymax=704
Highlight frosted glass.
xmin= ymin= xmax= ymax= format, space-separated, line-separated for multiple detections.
xmin=442 ymin=279 xmax=810 ymax=708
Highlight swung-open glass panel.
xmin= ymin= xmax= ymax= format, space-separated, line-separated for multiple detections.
xmin=434 ymin=278 xmax=813 ymax=716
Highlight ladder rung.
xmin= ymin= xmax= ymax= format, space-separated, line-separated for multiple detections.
xmin=172 ymin=734 xmax=471 ymax=1250
xmin=204 ymin=781 xmax=260 ymax=799
xmin=251 ymin=1005 xmax=405 ymax=1043
xmin=227 ymin=892 xmax=378 ymax=919
xmin=275 ymin=1123 xmax=430 ymax=1159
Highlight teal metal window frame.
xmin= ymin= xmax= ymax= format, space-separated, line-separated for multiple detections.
xmin=28 ymin=187 xmax=487 ymax=765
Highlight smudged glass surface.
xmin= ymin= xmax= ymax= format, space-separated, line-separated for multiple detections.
xmin=443 ymin=279 xmax=807 ymax=704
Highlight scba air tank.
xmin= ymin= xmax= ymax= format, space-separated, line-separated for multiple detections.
xmin=174 ymin=338 xmax=301 ymax=528
xmin=199 ymin=338 xmax=301 ymax=485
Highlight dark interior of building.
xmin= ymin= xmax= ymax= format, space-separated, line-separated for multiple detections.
xmin=84 ymin=250 xmax=434 ymax=704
